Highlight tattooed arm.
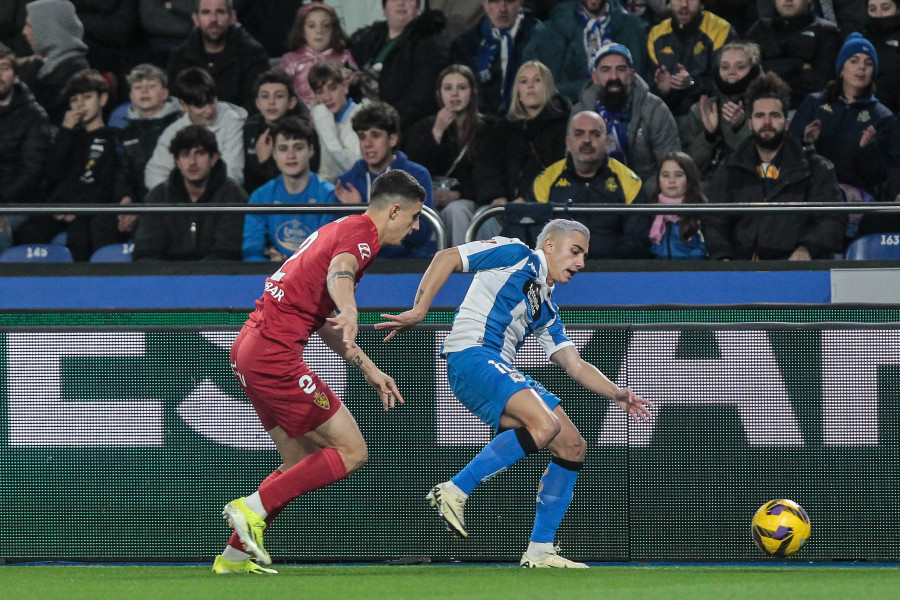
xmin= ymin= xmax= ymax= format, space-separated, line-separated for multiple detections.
xmin=324 ymin=252 xmax=362 ymax=349
xmin=374 ymin=247 xmax=463 ymax=341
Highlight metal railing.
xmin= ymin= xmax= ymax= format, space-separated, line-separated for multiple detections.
xmin=0 ymin=204 xmax=448 ymax=251
xmin=465 ymin=202 xmax=900 ymax=243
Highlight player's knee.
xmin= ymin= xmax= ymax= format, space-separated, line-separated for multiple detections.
xmin=548 ymin=425 xmax=586 ymax=462
xmin=341 ymin=445 xmax=369 ymax=475
xmin=529 ymin=413 xmax=561 ymax=449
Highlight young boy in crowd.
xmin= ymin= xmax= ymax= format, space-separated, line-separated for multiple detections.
xmin=242 ymin=116 xmax=338 ymax=262
xmin=145 ymin=67 xmax=246 ymax=191
xmin=115 ymin=64 xmax=183 ymax=235
xmin=243 ymin=69 xmax=310 ymax=195
xmin=336 ymin=101 xmax=435 ymax=258
xmin=17 ymin=69 xmax=124 ymax=261
xmin=309 ymin=61 xmax=362 ymax=183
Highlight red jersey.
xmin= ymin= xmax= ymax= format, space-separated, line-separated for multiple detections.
xmin=244 ymin=214 xmax=380 ymax=349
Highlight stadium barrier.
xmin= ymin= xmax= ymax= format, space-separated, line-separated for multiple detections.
xmin=2 ymin=307 xmax=899 ymax=563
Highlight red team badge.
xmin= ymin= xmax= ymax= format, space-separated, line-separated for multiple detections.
xmin=313 ymin=391 xmax=330 ymax=410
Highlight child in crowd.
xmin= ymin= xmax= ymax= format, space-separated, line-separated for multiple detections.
xmin=17 ymin=69 xmax=125 ymax=261
xmin=243 ymin=117 xmax=338 ymax=262
xmin=649 ymin=151 xmax=708 ymax=260
xmin=115 ymin=64 xmax=184 ymax=235
xmin=309 ymin=61 xmax=363 ymax=183
xmin=243 ymin=69 xmax=309 ymax=195
xmin=145 ymin=67 xmax=247 ymax=191
xmin=279 ymin=2 xmax=358 ymax=112
xmin=336 ymin=101 xmax=435 ymax=258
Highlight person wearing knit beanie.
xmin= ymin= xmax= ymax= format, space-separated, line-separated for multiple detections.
xmin=835 ymin=32 xmax=879 ymax=77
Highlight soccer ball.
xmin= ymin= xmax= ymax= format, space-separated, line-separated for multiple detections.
xmin=751 ymin=499 xmax=811 ymax=557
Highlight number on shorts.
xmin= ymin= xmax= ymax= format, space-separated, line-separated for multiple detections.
xmin=298 ymin=374 xmax=317 ymax=394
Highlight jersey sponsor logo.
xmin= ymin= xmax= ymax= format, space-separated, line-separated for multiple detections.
xmin=313 ymin=390 xmax=330 ymax=410
xmin=523 ymin=280 xmax=542 ymax=321
xmin=858 ymin=110 xmax=871 ymax=123
xmin=358 ymin=243 xmax=372 ymax=260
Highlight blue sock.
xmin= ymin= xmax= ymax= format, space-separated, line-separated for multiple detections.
xmin=451 ymin=429 xmax=526 ymax=495
xmin=530 ymin=460 xmax=580 ymax=543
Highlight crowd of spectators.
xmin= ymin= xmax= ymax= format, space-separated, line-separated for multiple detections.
xmin=1 ymin=0 xmax=899 ymax=262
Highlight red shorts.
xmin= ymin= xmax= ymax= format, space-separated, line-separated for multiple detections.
xmin=230 ymin=327 xmax=342 ymax=438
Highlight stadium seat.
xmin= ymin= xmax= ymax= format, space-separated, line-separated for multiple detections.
xmin=50 ymin=231 xmax=67 ymax=246
xmin=90 ymin=242 xmax=134 ymax=262
xmin=844 ymin=233 xmax=900 ymax=260
xmin=500 ymin=203 xmax=554 ymax=248
xmin=0 ymin=243 xmax=74 ymax=262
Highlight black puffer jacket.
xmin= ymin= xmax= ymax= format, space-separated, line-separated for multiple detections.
xmin=350 ymin=9 xmax=452 ymax=130
xmin=866 ymin=14 xmax=900 ymax=114
xmin=166 ymin=23 xmax=270 ymax=110
xmin=133 ymin=160 xmax=247 ymax=261
xmin=705 ymin=135 xmax=846 ymax=260
xmin=475 ymin=93 xmax=571 ymax=202
xmin=0 ymin=82 xmax=51 ymax=204
xmin=745 ymin=12 xmax=841 ymax=109
xmin=18 ymin=55 xmax=91 ymax=127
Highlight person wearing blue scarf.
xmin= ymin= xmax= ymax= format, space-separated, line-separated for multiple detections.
xmin=451 ymin=1 xmax=544 ymax=115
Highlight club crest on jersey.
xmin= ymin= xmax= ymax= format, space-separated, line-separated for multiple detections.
xmin=314 ymin=391 xmax=330 ymax=410
xmin=523 ymin=280 xmax=542 ymax=321
xmin=358 ymin=243 xmax=372 ymax=260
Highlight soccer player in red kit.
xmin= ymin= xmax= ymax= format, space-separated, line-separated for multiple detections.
xmin=213 ymin=170 xmax=427 ymax=574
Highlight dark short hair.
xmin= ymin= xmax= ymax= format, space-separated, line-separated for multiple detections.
xmin=253 ymin=69 xmax=297 ymax=99
xmin=194 ymin=0 xmax=233 ymax=12
xmin=271 ymin=116 xmax=316 ymax=147
xmin=63 ymin=69 xmax=109 ymax=100
xmin=0 ymin=43 xmax=17 ymax=75
xmin=169 ymin=124 xmax=219 ymax=157
xmin=744 ymin=71 xmax=791 ymax=116
xmin=307 ymin=61 xmax=345 ymax=92
xmin=370 ymin=170 xmax=426 ymax=208
xmin=175 ymin=67 xmax=217 ymax=107
xmin=351 ymin=101 xmax=400 ymax=136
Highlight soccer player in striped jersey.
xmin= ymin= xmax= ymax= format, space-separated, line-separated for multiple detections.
xmin=376 ymin=218 xmax=653 ymax=568
xmin=215 ymin=170 xmax=425 ymax=574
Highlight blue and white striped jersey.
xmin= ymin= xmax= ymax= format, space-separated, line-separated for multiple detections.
xmin=442 ymin=237 xmax=574 ymax=364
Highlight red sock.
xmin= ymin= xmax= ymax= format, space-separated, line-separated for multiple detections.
xmin=226 ymin=468 xmax=285 ymax=552
xmin=258 ymin=448 xmax=348 ymax=515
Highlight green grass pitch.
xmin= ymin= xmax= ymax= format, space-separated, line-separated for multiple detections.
xmin=4 ymin=564 xmax=900 ymax=600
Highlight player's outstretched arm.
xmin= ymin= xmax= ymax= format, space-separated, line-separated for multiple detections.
xmin=375 ymin=247 xmax=463 ymax=341
xmin=316 ymin=323 xmax=405 ymax=410
xmin=551 ymin=346 xmax=653 ymax=422
xmin=325 ymin=252 xmax=362 ymax=349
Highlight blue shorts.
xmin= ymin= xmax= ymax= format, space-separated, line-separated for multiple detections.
xmin=445 ymin=347 xmax=561 ymax=428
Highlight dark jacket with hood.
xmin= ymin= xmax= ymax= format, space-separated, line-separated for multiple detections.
xmin=133 ymin=159 xmax=247 ymax=261
xmin=18 ymin=0 xmax=90 ymax=126
xmin=0 ymin=82 xmax=52 ymax=204
xmin=745 ymin=11 xmax=841 ymax=109
xmin=865 ymin=13 xmax=900 ymax=114
xmin=350 ymin=9 xmax=452 ymax=130
xmin=166 ymin=23 xmax=270 ymax=110
xmin=705 ymin=134 xmax=845 ymax=260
